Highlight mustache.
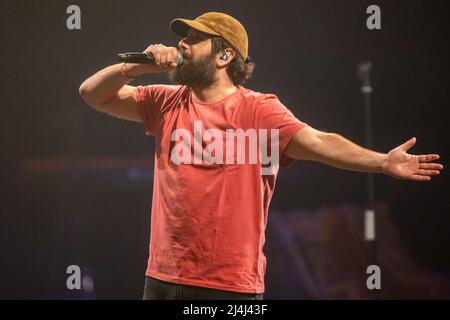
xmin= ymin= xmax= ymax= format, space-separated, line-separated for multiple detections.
xmin=180 ymin=51 xmax=191 ymax=60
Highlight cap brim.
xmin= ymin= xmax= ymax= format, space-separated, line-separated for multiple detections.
xmin=170 ymin=18 xmax=221 ymax=38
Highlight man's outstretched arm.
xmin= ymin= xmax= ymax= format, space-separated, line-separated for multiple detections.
xmin=284 ymin=127 xmax=443 ymax=181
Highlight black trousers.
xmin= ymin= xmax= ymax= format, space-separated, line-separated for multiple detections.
xmin=143 ymin=276 xmax=264 ymax=300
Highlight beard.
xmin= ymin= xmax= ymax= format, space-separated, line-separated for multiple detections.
xmin=168 ymin=53 xmax=217 ymax=88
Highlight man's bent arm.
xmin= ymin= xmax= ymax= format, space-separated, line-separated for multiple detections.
xmin=79 ymin=63 xmax=134 ymax=105
xmin=78 ymin=63 xmax=149 ymax=122
xmin=78 ymin=44 xmax=179 ymax=121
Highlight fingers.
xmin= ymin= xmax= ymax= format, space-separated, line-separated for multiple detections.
xmin=401 ymin=137 xmax=416 ymax=151
xmin=418 ymin=154 xmax=440 ymax=163
xmin=145 ymin=44 xmax=160 ymax=66
xmin=169 ymin=47 xmax=180 ymax=65
xmin=145 ymin=44 xmax=179 ymax=69
xmin=410 ymin=174 xmax=432 ymax=182
xmin=158 ymin=44 xmax=167 ymax=67
xmin=409 ymin=166 xmax=441 ymax=181
xmin=416 ymin=169 xmax=441 ymax=176
xmin=419 ymin=162 xmax=444 ymax=170
xmin=153 ymin=44 xmax=167 ymax=67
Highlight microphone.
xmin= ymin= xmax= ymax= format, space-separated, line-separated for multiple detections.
xmin=117 ymin=52 xmax=184 ymax=65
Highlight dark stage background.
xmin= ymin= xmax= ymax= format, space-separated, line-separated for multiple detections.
xmin=0 ymin=0 xmax=448 ymax=299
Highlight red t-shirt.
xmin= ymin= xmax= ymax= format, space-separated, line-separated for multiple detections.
xmin=136 ymin=84 xmax=308 ymax=293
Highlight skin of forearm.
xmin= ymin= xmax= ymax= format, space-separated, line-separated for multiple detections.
xmin=315 ymin=133 xmax=388 ymax=174
xmin=78 ymin=63 xmax=146 ymax=105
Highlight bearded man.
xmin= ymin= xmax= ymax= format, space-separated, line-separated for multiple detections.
xmin=79 ymin=12 xmax=443 ymax=300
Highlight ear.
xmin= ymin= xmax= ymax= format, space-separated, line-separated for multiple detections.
xmin=216 ymin=48 xmax=235 ymax=68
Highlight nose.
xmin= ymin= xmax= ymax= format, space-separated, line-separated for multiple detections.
xmin=178 ymin=37 xmax=188 ymax=52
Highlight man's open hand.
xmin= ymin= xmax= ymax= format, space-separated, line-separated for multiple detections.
xmin=383 ymin=137 xmax=443 ymax=181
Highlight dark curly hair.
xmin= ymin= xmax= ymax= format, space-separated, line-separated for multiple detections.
xmin=211 ymin=37 xmax=255 ymax=86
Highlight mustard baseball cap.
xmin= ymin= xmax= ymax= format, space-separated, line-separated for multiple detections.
xmin=170 ymin=12 xmax=249 ymax=60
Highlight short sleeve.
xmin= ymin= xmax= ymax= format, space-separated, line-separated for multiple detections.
xmin=136 ymin=85 xmax=162 ymax=136
xmin=257 ymin=95 xmax=309 ymax=167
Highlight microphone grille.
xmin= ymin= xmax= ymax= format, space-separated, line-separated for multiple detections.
xmin=176 ymin=52 xmax=184 ymax=65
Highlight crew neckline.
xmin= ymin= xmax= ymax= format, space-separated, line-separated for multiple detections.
xmin=190 ymin=86 xmax=242 ymax=107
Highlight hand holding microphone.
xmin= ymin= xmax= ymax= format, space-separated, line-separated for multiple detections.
xmin=118 ymin=44 xmax=183 ymax=76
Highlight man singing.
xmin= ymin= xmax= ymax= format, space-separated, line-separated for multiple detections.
xmin=79 ymin=12 xmax=443 ymax=300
